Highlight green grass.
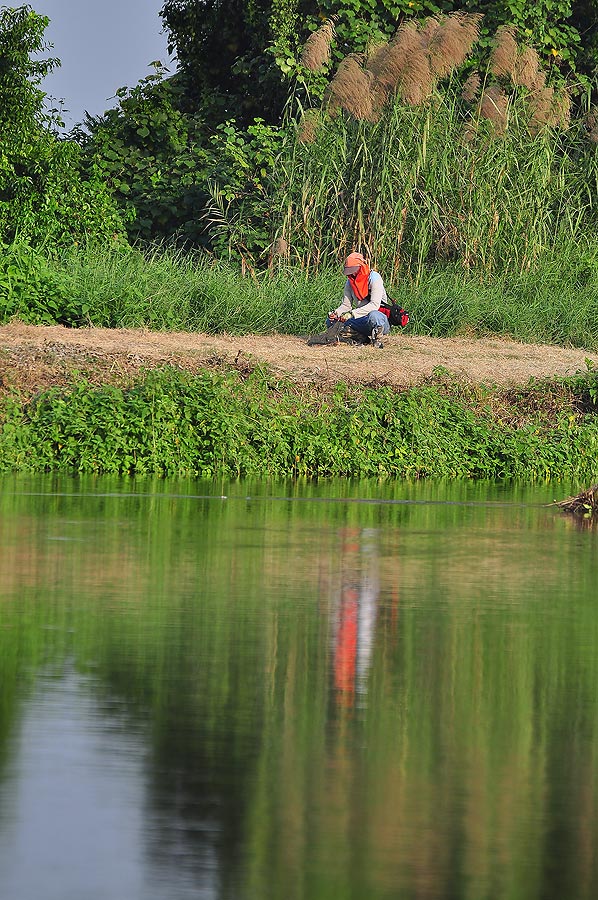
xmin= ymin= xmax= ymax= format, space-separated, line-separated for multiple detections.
xmin=43 ymin=238 xmax=598 ymax=350
xmin=50 ymin=241 xmax=339 ymax=335
xmin=393 ymin=243 xmax=598 ymax=348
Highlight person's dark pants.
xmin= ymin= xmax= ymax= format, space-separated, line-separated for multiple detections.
xmin=326 ymin=311 xmax=390 ymax=336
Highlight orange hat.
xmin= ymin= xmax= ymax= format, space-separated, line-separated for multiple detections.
xmin=343 ymin=252 xmax=366 ymax=275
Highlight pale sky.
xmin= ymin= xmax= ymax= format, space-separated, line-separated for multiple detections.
xmin=30 ymin=0 xmax=172 ymax=127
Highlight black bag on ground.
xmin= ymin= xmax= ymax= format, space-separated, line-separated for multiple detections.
xmin=307 ymin=319 xmax=348 ymax=345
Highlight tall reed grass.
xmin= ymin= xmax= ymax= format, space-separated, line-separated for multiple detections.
xmin=204 ymin=13 xmax=598 ymax=282
xmin=272 ymin=87 xmax=598 ymax=281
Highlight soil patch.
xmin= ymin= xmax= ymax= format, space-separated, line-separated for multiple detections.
xmin=0 ymin=322 xmax=596 ymax=396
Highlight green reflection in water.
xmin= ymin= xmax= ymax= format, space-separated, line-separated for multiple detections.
xmin=0 ymin=475 xmax=597 ymax=900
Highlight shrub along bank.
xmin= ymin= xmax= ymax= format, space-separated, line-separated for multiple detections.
xmin=1 ymin=366 xmax=598 ymax=480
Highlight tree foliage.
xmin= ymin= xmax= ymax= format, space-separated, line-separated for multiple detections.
xmin=159 ymin=0 xmax=306 ymax=123
xmin=0 ymin=3 xmax=57 ymax=136
xmin=79 ymin=65 xmax=210 ymax=246
xmin=159 ymin=0 xmax=598 ymax=130
xmin=0 ymin=5 xmax=125 ymax=247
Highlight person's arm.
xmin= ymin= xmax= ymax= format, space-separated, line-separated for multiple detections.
xmin=330 ymin=280 xmax=354 ymax=319
xmin=351 ymin=272 xmax=386 ymax=318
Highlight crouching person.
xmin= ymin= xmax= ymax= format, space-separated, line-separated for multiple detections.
xmin=327 ymin=252 xmax=390 ymax=348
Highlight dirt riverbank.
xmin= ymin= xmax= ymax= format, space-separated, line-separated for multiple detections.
xmin=0 ymin=322 xmax=596 ymax=396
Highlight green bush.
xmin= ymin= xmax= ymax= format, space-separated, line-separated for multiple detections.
xmin=0 ymin=243 xmax=89 ymax=326
xmin=1 ymin=366 xmax=598 ymax=480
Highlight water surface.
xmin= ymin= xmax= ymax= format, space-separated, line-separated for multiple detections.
xmin=0 ymin=476 xmax=596 ymax=900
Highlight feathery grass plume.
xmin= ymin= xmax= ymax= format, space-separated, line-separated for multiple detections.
xmin=462 ymin=71 xmax=481 ymax=103
xmin=365 ymin=42 xmax=392 ymax=111
xmin=375 ymin=22 xmax=421 ymax=92
xmin=365 ymin=41 xmax=389 ymax=111
xmin=514 ymin=46 xmax=541 ymax=89
xmin=552 ymin=90 xmax=571 ymax=129
xmin=586 ymin=109 xmax=598 ymax=143
xmin=301 ymin=19 xmax=336 ymax=72
xmin=400 ymin=50 xmax=434 ymax=105
xmin=529 ymin=86 xmax=570 ymax=132
xmin=490 ymin=26 xmax=518 ymax=79
xmin=269 ymin=236 xmax=289 ymax=265
xmin=297 ymin=108 xmax=320 ymax=144
xmin=376 ymin=21 xmax=434 ymax=106
xmin=480 ymin=85 xmax=508 ymax=133
xmin=326 ymin=53 xmax=375 ymax=120
xmin=427 ymin=13 xmax=482 ymax=79
xmin=365 ymin=41 xmax=390 ymax=78
xmin=418 ymin=17 xmax=440 ymax=48
xmin=528 ymin=85 xmax=554 ymax=131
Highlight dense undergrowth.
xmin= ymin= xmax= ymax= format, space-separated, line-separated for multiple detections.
xmin=1 ymin=365 xmax=597 ymax=479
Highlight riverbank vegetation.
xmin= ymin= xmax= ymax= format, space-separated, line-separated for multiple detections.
xmin=1 ymin=364 xmax=597 ymax=479
xmin=3 ymin=239 xmax=598 ymax=350
xmin=0 ymin=4 xmax=597 ymax=348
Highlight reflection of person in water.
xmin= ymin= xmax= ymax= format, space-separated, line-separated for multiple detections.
xmin=332 ymin=527 xmax=380 ymax=706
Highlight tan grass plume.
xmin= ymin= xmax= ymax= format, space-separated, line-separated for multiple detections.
xmin=419 ymin=17 xmax=440 ymax=48
xmin=490 ymin=26 xmax=518 ymax=79
xmin=586 ymin=108 xmax=598 ymax=144
xmin=297 ymin=108 xmax=320 ymax=143
xmin=528 ymin=86 xmax=571 ymax=132
xmin=513 ymin=46 xmax=541 ymax=89
xmin=301 ymin=19 xmax=336 ymax=72
xmin=326 ymin=54 xmax=375 ymax=121
xmin=480 ymin=85 xmax=509 ymax=133
xmin=375 ymin=22 xmax=421 ymax=92
xmin=427 ymin=12 xmax=482 ymax=79
xmin=462 ymin=71 xmax=481 ymax=103
xmin=365 ymin=41 xmax=390 ymax=79
xmin=400 ymin=49 xmax=434 ymax=105
xmin=528 ymin=86 xmax=554 ymax=131
xmin=375 ymin=22 xmax=434 ymax=106
xmin=270 ymin=236 xmax=289 ymax=259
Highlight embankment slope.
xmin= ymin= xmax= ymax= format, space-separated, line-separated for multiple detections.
xmin=0 ymin=323 xmax=596 ymax=394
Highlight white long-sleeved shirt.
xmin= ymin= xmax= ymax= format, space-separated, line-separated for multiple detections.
xmin=333 ymin=271 xmax=387 ymax=319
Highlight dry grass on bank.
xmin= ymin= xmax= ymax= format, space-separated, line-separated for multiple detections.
xmin=0 ymin=323 xmax=597 ymax=398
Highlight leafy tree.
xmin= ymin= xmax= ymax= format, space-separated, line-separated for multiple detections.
xmin=159 ymin=0 xmax=313 ymax=124
xmin=79 ymin=64 xmax=210 ymax=246
xmin=159 ymin=0 xmax=597 ymax=131
xmin=0 ymin=3 xmax=58 ymax=137
xmin=0 ymin=5 xmax=125 ymax=246
xmin=79 ymin=55 xmax=292 ymax=249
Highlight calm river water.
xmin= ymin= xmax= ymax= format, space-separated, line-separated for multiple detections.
xmin=0 ymin=475 xmax=596 ymax=900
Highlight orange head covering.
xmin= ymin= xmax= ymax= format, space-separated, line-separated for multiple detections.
xmin=343 ymin=252 xmax=370 ymax=302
